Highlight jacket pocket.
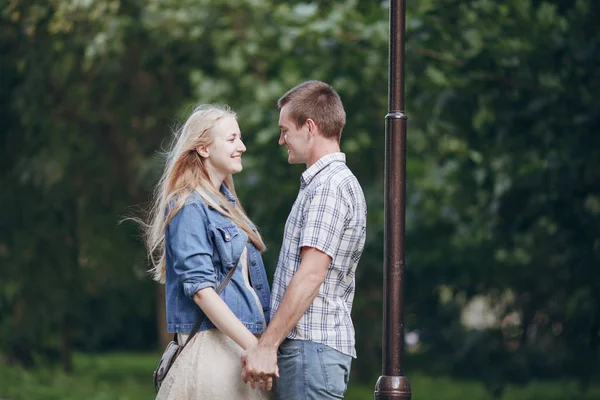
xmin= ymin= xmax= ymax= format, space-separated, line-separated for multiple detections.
xmin=216 ymin=225 xmax=239 ymax=242
xmin=214 ymin=224 xmax=243 ymax=267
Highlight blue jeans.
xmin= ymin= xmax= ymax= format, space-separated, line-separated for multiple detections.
xmin=276 ymin=339 xmax=352 ymax=400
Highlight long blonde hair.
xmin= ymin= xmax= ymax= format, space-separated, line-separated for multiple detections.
xmin=142 ymin=104 xmax=266 ymax=283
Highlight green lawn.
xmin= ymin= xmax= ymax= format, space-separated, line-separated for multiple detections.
xmin=0 ymin=352 xmax=597 ymax=400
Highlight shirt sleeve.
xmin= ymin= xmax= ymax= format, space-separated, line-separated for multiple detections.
xmin=299 ymin=182 xmax=349 ymax=258
xmin=166 ymin=202 xmax=216 ymax=298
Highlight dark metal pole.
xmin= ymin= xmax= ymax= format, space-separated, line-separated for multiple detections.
xmin=374 ymin=0 xmax=411 ymax=399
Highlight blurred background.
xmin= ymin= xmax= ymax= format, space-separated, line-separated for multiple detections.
xmin=1 ymin=0 xmax=599 ymax=399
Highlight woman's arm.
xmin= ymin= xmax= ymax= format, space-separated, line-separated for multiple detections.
xmin=168 ymin=202 xmax=257 ymax=350
xmin=193 ymin=287 xmax=258 ymax=350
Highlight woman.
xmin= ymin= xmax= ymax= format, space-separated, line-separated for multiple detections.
xmin=141 ymin=105 xmax=273 ymax=399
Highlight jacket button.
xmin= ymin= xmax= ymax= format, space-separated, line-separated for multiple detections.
xmin=255 ymin=284 xmax=262 ymax=290
xmin=225 ymin=234 xmax=231 ymax=241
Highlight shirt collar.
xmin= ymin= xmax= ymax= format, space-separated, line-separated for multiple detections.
xmin=300 ymin=152 xmax=346 ymax=188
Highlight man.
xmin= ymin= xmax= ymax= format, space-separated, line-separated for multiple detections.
xmin=242 ymin=80 xmax=367 ymax=399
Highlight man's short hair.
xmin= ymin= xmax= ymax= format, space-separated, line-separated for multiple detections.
xmin=277 ymin=80 xmax=346 ymax=141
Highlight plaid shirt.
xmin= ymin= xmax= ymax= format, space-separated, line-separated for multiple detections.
xmin=271 ymin=153 xmax=367 ymax=357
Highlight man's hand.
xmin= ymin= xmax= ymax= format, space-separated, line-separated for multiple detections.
xmin=240 ymin=247 xmax=329 ymax=392
xmin=241 ymin=343 xmax=279 ymax=391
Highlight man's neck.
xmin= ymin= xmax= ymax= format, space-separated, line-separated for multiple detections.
xmin=306 ymin=139 xmax=340 ymax=169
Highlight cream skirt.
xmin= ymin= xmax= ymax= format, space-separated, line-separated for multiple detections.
xmin=155 ymin=329 xmax=272 ymax=400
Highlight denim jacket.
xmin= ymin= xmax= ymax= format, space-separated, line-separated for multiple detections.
xmin=164 ymin=185 xmax=271 ymax=334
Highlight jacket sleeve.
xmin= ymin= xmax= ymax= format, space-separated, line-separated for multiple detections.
xmin=166 ymin=202 xmax=216 ymax=298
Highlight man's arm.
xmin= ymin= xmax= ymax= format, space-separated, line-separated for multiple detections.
xmin=241 ymin=246 xmax=330 ymax=385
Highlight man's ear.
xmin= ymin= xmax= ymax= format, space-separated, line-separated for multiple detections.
xmin=306 ymin=118 xmax=317 ymax=137
xmin=196 ymin=145 xmax=209 ymax=158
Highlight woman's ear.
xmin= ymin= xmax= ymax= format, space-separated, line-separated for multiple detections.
xmin=196 ymin=145 xmax=209 ymax=158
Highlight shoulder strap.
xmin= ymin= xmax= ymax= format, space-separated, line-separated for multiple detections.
xmin=180 ymin=251 xmax=242 ymax=348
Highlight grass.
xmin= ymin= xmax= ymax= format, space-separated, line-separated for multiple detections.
xmin=0 ymin=352 xmax=158 ymax=400
xmin=347 ymin=375 xmax=600 ymax=400
xmin=0 ymin=352 xmax=598 ymax=400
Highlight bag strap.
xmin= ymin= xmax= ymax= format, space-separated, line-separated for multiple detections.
xmin=180 ymin=250 xmax=243 ymax=348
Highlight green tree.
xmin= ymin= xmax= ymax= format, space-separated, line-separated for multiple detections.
xmin=1 ymin=1 xmax=598 ymax=395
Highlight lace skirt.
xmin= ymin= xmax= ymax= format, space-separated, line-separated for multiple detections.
xmin=156 ymin=329 xmax=272 ymax=400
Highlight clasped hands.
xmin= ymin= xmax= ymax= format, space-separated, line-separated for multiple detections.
xmin=241 ymin=344 xmax=278 ymax=392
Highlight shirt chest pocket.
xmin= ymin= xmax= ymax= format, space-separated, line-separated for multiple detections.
xmin=214 ymin=224 xmax=246 ymax=269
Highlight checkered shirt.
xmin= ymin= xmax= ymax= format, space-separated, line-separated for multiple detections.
xmin=270 ymin=152 xmax=367 ymax=357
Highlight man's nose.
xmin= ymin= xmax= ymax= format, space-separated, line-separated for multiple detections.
xmin=278 ymin=132 xmax=285 ymax=146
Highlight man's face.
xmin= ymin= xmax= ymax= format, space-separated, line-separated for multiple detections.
xmin=278 ymin=105 xmax=309 ymax=165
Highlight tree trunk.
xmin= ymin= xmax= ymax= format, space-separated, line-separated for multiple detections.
xmin=157 ymin=283 xmax=170 ymax=349
xmin=59 ymin=195 xmax=80 ymax=373
xmin=60 ymin=316 xmax=73 ymax=373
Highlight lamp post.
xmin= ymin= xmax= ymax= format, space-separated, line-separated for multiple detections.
xmin=374 ymin=0 xmax=411 ymax=399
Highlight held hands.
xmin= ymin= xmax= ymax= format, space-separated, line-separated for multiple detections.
xmin=241 ymin=343 xmax=279 ymax=391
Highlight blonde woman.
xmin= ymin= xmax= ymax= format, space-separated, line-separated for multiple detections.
xmin=142 ymin=105 xmax=273 ymax=399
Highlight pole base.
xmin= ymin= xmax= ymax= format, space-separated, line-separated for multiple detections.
xmin=374 ymin=375 xmax=411 ymax=400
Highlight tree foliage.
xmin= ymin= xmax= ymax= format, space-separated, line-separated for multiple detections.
xmin=1 ymin=0 xmax=598 ymax=393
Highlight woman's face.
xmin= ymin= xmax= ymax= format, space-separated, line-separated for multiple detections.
xmin=203 ymin=117 xmax=246 ymax=181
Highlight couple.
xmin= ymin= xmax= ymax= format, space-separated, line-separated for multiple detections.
xmin=145 ymin=81 xmax=367 ymax=400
